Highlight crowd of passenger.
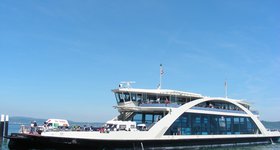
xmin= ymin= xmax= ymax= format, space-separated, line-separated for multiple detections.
xmin=196 ymin=102 xmax=243 ymax=111
xmin=27 ymin=121 xmax=102 ymax=134
xmin=71 ymin=125 xmax=101 ymax=131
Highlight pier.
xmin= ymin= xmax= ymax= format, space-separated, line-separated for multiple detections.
xmin=0 ymin=114 xmax=9 ymax=139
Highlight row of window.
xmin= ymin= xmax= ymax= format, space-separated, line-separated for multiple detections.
xmin=131 ymin=112 xmax=164 ymax=127
xmin=165 ymin=113 xmax=260 ymax=135
xmin=196 ymin=101 xmax=246 ymax=111
xmin=115 ymin=93 xmax=249 ymax=111
xmin=115 ymin=92 xmax=194 ymax=104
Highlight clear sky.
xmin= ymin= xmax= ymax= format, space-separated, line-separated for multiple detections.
xmin=0 ymin=0 xmax=279 ymax=122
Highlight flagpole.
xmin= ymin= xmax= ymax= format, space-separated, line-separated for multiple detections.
xmin=159 ymin=64 xmax=162 ymax=89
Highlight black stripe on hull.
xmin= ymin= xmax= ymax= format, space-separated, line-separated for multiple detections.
xmin=7 ymin=133 xmax=280 ymax=150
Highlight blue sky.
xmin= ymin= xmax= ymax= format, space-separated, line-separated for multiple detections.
xmin=0 ymin=0 xmax=279 ymax=122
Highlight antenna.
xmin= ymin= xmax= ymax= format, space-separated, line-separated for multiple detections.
xmin=158 ymin=64 xmax=164 ymax=89
xmin=120 ymin=81 xmax=136 ymax=88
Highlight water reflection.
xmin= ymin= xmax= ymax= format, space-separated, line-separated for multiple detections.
xmin=0 ymin=139 xmax=9 ymax=150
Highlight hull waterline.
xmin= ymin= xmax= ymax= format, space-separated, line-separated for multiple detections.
xmin=7 ymin=133 xmax=280 ymax=150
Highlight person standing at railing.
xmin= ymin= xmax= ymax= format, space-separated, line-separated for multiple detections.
xmin=29 ymin=121 xmax=37 ymax=134
xmin=165 ymin=98 xmax=170 ymax=106
xmin=30 ymin=121 xmax=35 ymax=134
xmin=34 ymin=121 xmax=37 ymax=133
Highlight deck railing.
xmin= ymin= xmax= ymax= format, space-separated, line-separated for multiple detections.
xmin=190 ymin=106 xmax=246 ymax=114
xmin=139 ymin=103 xmax=252 ymax=115
xmin=139 ymin=103 xmax=180 ymax=108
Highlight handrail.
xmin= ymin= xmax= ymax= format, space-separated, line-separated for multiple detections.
xmin=139 ymin=103 xmax=180 ymax=108
xmin=190 ymin=106 xmax=247 ymax=114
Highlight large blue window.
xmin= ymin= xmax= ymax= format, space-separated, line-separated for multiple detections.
xmin=164 ymin=113 xmax=260 ymax=135
xmin=233 ymin=117 xmax=240 ymax=134
xmin=132 ymin=112 xmax=163 ymax=127
xmin=225 ymin=117 xmax=232 ymax=134
xmin=201 ymin=115 xmax=209 ymax=135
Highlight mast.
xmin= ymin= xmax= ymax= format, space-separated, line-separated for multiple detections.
xmin=159 ymin=64 xmax=164 ymax=89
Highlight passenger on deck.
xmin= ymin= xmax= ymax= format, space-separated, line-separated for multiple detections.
xmin=34 ymin=121 xmax=37 ymax=132
xmin=30 ymin=121 xmax=34 ymax=134
xmin=30 ymin=121 xmax=37 ymax=134
xmin=43 ymin=121 xmax=47 ymax=128
xmin=156 ymin=98 xmax=160 ymax=103
xmin=165 ymin=98 xmax=170 ymax=106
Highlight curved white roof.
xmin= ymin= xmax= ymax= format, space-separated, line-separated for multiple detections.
xmin=112 ymin=87 xmax=250 ymax=107
xmin=112 ymin=88 xmax=203 ymax=98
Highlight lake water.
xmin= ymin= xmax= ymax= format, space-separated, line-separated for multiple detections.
xmin=1 ymin=124 xmax=280 ymax=150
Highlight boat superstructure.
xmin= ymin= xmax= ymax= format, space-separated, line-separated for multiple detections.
xmin=110 ymin=83 xmax=267 ymax=137
xmin=7 ymin=82 xmax=280 ymax=149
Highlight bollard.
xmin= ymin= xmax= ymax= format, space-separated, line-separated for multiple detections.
xmin=0 ymin=114 xmax=4 ymax=139
xmin=4 ymin=115 xmax=9 ymax=137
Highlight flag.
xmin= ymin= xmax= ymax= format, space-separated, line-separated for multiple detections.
xmin=160 ymin=64 xmax=164 ymax=76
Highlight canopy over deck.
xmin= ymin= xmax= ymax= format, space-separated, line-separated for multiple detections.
xmin=112 ymin=88 xmax=203 ymax=98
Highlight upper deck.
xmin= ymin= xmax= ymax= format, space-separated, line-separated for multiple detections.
xmin=112 ymin=88 xmax=206 ymax=113
xmin=112 ymin=88 xmax=204 ymax=104
xmin=111 ymin=83 xmax=252 ymax=114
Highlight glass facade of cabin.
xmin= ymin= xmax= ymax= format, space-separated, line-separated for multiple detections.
xmin=131 ymin=112 xmax=164 ymax=126
xmin=164 ymin=113 xmax=260 ymax=135
xmin=193 ymin=101 xmax=246 ymax=112
xmin=114 ymin=92 xmax=198 ymax=105
xmin=115 ymin=92 xmax=251 ymax=113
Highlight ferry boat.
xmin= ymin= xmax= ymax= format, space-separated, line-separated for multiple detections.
xmin=7 ymin=82 xmax=280 ymax=149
